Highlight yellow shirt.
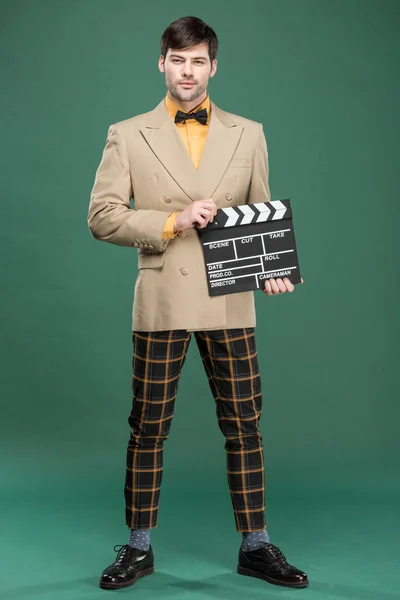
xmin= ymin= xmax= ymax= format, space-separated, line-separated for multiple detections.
xmin=162 ymin=92 xmax=211 ymax=239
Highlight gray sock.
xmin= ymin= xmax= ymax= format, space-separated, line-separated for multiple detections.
xmin=128 ymin=528 xmax=150 ymax=551
xmin=241 ymin=528 xmax=270 ymax=551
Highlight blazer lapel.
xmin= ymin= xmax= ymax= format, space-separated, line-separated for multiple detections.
xmin=197 ymin=102 xmax=243 ymax=199
xmin=140 ymin=100 xmax=199 ymax=200
xmin=140 ymin=99 xmax=243 ymax=201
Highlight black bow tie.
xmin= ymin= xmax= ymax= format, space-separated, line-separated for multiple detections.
xmin=174 ymin=108 xmax=208 ymax=125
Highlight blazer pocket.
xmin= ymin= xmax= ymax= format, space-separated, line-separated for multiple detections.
xmin=230 ymin=158 xmax=252 ymax=168
xmin=138 ymin=252 xmax=164 ymax=269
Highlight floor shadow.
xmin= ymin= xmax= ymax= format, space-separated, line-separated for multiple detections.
xmin=2 ymin=571 xmax=399 ymax=600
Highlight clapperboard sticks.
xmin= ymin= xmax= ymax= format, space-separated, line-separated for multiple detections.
xmin=198 ymin=200 xmax=302 ymax=297
xmin=212 ymin=200 xmax=289 ymax=227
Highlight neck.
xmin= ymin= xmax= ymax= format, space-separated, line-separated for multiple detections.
xmin=167 ymin=90 xmax=207 ymax=113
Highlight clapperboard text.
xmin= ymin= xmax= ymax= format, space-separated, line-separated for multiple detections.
xmin=198 ymin=200 xmax=302 ymax=297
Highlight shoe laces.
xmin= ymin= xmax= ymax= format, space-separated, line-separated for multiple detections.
xmin=264 ymin=543 xmax=289 ymax=568
xmin=113 ymin=544 xmax=130 ymax=564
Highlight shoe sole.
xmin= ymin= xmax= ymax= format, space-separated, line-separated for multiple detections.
xmin=237 ymin=565 xmax=309 ymax=588
xmin=99 ymin=566 xmax=154 ymax=589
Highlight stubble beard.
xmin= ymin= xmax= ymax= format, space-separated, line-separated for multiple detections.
xmin=167 ymin=79 xmax=208 ymax=105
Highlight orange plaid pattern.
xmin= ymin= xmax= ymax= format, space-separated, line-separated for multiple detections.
xmin=124 ymin=328 xmax=266 ymax=533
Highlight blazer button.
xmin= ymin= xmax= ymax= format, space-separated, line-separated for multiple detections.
xmin=180 ymin=267 xmax=188 ymax=275
xmin=225 ymin=193 xmax=232 ymax=201
xmin=178 ymin=231 xmax=185 ymax=239
xmin=164 ymin=195 xmax=172 ymax=203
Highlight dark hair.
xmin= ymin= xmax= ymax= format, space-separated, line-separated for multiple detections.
xmin=161 ymin=16 xmax=218 ymax=63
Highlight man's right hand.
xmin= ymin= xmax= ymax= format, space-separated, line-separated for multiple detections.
xmin=174 ymin=199 xmax=218 ymax=232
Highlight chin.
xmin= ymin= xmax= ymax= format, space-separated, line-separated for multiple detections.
xmin=180 ymin=91 xmax=199 ymax=102
xmin=171 ymin=85 xmax=200 ymax=103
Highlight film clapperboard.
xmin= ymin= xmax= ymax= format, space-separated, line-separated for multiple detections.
xmin=198 ymin=199 xmax=302 ymax=296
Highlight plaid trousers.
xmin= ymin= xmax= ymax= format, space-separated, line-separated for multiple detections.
xmin=124 ymin=328 xmax=266 ymax=533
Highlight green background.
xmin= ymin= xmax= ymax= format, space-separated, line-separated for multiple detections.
xmin=1 ymin=0 xmax=399 ymax=598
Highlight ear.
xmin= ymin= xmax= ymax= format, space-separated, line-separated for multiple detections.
xmin=210 ymin=59 xmax=217 ymax=78
xmin=158 ymin=55 xmax=165 ymax=73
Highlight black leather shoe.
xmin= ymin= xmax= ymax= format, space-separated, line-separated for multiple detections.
xmin=237 ymin=543 xmax=309 ymax=588
xmin=99 ymin=544 xmax=154 ymax=590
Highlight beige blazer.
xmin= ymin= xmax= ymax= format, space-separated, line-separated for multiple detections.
xmin=88 ymin=98 xmax=271 ymax=331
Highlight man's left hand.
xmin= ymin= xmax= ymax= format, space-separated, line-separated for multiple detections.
xmin=263 ymin=277 xmax=304 ymax=296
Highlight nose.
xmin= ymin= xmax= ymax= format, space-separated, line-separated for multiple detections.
xmin=181 ymin=61 xmax=194 ymax=79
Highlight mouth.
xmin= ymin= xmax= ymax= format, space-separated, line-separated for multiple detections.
xmin=179 ymin=82 xmax=196 ymax=88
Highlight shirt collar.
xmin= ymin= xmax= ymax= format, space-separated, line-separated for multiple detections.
xmin=165 ymin=92 xmax=211 ymax=124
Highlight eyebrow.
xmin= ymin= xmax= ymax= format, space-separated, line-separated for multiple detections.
xmin=169 ymin=54 xmax=207 ymax=60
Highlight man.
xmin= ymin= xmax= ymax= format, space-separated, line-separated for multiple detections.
xmin=88 ymin=15 xmax=308 ymax=590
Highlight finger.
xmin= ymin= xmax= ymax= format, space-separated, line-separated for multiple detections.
xmin=201 ymin=209 xmax=214 ymax=224
xmin=276 ymin=278 xmax=286 ymax=293
xmin=206 ymin=202 xmax=218 ymax=219
xmin=201 ymin=200 xmax=218 ymax=220
xmin=207 ymin=204 xmax=217 ymax=220
xmin=197 ymin=207 xmax=212 ymax=215
xmin=195 ymin=214 xmax=208 ymax=228
xmin=196 ymin=208 xmax=212 ymax=224
xmin=263 ymin=280 xmax=272 ymax=295
xmin=198 ymin=200 xmax=217 ymax=211
xmin=269 ymin=278 xmax=280 ymax=294
xmin=283 ymin=278 xmax=294 ymax=292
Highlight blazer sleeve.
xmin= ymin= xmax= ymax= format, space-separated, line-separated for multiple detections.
xmin=246 ymin=123 xmax=271 ymax=205
xmin=88 ymin=125 xmax=170 ymax=252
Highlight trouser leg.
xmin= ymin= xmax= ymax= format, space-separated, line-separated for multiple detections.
xmin=125 ymin=330 xmax=191 ymax=530
xmin=195 ymin=328 xmax=266 ymax=533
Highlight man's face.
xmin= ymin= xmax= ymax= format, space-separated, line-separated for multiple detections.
xmin=158 ymin=42 xmax=217 ymax=104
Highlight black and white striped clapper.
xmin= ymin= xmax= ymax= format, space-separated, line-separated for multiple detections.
xmin=197 ymin=199 xmax=302 ymax=296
